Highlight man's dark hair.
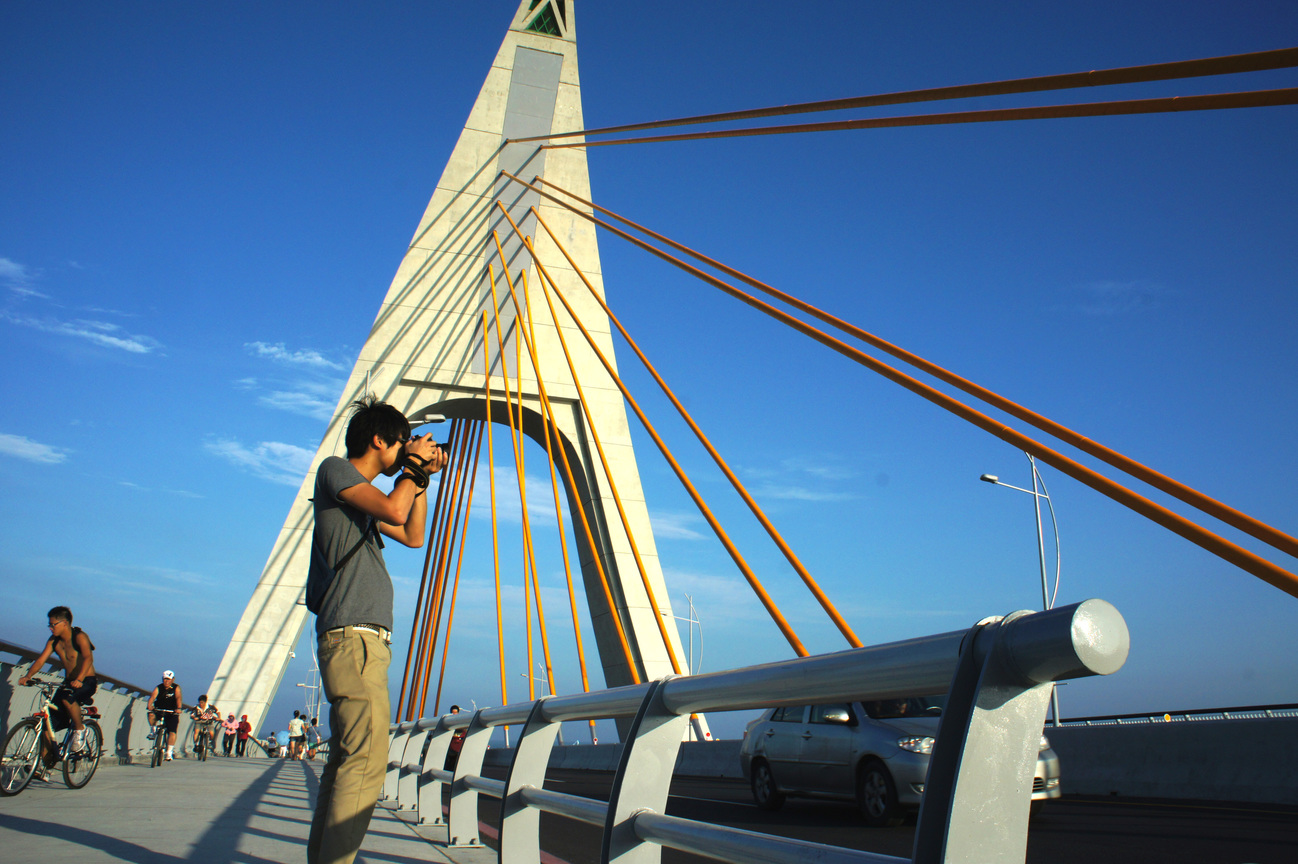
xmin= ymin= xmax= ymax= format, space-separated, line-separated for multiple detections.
xmin=48 ymin=606 xmax=72 ymax=624
xmin=344 ymin=395 xmax=410 ymax=459
xmin=199 ymin=694 xmax=208 ymax=701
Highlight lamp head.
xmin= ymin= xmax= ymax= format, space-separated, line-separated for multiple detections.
xmin=408 ymin=411 xmax=446 ymax=429
xmin=980 ymin=474 xmax=999 ymax=484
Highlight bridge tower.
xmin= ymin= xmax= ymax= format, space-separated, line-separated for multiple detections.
xmin=207 ymin=0 xmax=703 ymax=736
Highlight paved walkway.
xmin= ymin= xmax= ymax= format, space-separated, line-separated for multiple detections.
xmin=0 ymin=756 xmax=496 ymax=864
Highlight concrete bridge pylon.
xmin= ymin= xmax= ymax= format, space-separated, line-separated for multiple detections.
xmin=207 ymin=0 xmax=706 ymax=739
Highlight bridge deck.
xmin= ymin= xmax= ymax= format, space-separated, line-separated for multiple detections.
xmin=0 ymin=756 xmax=496 ymax=864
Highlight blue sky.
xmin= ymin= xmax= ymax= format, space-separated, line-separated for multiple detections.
xmin=2 ymin=1 xmax=1295 ymax=739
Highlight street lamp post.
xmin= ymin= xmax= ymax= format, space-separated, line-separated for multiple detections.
xmin=980 ymin=453 xmax=1062 ymax=727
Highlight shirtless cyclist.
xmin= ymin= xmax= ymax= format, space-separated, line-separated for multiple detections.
xmin=17 ymin=606 xmax=98 ymax=766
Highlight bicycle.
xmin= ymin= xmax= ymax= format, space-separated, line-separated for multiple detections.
xmin=148 ymin=708 xmax=178 ymax=768
xmin=1 ymin=679 xmax=103 ymax=796
xmin=192 ymin=718 xmax=218 ymax=762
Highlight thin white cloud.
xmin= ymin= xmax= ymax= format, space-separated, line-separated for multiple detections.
xmin=0 ymin=257 xmax=43 ymax=296
xmin=470 ymin=467 xmax=562 ymax=524
xmin=0 ymin=433 xmax=69 ymax=464
xmin=259 ymin=385 xmax=342 ymax=421
xmin=205 ymin=438 xmax=315 ymax=486
xmin=650 ymin=510 xmax=706 ymax=540
xmin=118 ymin=479 xmax=203 ymax=498
xmin=753 ymin=483 xmax=856 ymax=502
xmin=0 ymin=310 xmax=161 ymax=353
xmin=246 ymin=341 xmax=344 ymax=370
xmin=1073 ymin=279 xmax=1168 ymax=317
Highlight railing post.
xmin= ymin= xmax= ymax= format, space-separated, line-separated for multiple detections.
xmin=914 ymin=599 xmax=1129 ymax=864
xmin=500 ymin=698 xmax=559 ymax=864
xmin=448 ymin=708 xmax=493 ymax=847
xmin=602 ymin=680 xmax=689 ymax=864
xmin=382 ymin=722 xmax=415 ymax=802
xmin=396 ymin=725 xmax=432 ymax=811
xmin=418 ymin=715 xmax=457 ymax=825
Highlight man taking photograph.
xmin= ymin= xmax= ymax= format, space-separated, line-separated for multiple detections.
xmin=305 ymin=395 xmax=447 ymax=864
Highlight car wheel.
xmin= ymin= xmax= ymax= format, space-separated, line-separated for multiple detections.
xmin=857 ymin=760 xmax=903 ymax=827
xmin=750 ymin=759 xmax=785 ymax=811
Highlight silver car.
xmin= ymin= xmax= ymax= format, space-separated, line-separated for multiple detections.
xmin=739 ymin=697 xmax=1061 ymax=826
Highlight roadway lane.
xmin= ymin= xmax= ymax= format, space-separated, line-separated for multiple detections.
xmin=474 ymin=768 xmax=1298 ymax=864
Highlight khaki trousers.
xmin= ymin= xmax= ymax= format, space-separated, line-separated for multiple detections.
xmin=308 ymin=628 xmax=391 ymax=864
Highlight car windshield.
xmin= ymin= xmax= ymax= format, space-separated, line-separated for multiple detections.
xmin=860 ymin=696 xmax=945 ymax=719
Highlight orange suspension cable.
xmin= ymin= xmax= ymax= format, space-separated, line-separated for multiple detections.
xmin=501 ymin=174 xmax=1298 ymax=600
xmin=512 ymin=47 xmax=1298 ymax=143
xmin=531 ymin=175 xmax=1298 ymax=563
xmin=433 ymin=420 xmax=486 ymax=716
xmin=405 ymin=425 xmax=459 ymax=720
xmin=486 ymin=234 xmax=645 ymax=682
xmin=489 ymin=220 xmax=808 ymax=656
xmin=398 ymin=465 xmax=452 ymax=721
xmin=416 ymin=418 xmax=466 ymax=715
xmin=482 ymin=313 xmax=510 ymax=715
xmin=540 ymin=89 xmax=1298 ymax=150
xmin=429 ymin=419 xmax=479 ymax=715
xmin=419 ymin=419 xmax=475 ymax=717
xmin=527 ymin=204 xmax=861 ymax=649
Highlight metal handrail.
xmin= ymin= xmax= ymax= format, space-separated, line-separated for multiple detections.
xmin=385 ymin=599 xmax=1130 ymax=864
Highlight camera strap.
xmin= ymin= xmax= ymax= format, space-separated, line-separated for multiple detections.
xmin=332 ymin=516 xmax=376 ymax=574
xmin=307 ymin=508 xmax=377 ymax=615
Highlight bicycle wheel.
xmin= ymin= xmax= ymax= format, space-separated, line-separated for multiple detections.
xmin=63 ymin=721 xmax=102 ymax=789
xmin=1 ymin=719 xmax=42 ymax=796
xmin=151 ymin=730 xmax=164 ymax=768
xmin=197 ymin=733 xmax=206 ymax=761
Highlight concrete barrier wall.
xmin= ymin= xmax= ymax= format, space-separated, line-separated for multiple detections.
xmin=0 ymin=660 xmax=218 ymax=764
xmin=1046 ymin=718 xmax=1298 ymax=805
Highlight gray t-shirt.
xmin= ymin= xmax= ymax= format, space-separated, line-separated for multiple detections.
xmin=308 ymin=456 xmax=394 ymax=636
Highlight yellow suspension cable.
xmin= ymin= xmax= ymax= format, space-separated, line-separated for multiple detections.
xmin=493 ymin=240 xmax=564 ymax=698
xmin=494 ymin=203 xmax=689 ymax=674
xmin=482 ymin=313 xmax=510 ymax=719
xmin=488 ymin=226 xmax=645 ymax=681
xmin=514 ymin=266 xmax=597 ymax=703
xmin=514 ymin=312 xmax=557 ymax=697
xmin=484 ymin=267 xmax=536 ymax=698
xmin=489 ymin=213 xmax=807 ymax=657
xmin=528 ymin=206 xmax=862 ymax=648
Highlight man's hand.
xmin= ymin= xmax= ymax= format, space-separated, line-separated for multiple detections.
xmin=70 ymin=678 xmax=82 ymax=688
xmin=17 ymin=675 xmax=30 ymax=686
xmin=406 ymin=433 xmax=449 ymax=472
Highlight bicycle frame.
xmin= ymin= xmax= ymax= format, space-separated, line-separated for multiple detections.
xmin=28 ymin=682 xmax=85 ymax=752
xmin=2 ymin=679 xmax=102 ymax=795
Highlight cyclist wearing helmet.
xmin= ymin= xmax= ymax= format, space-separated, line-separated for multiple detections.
xmin=147 ymin=671 xmax=183 ymax=761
